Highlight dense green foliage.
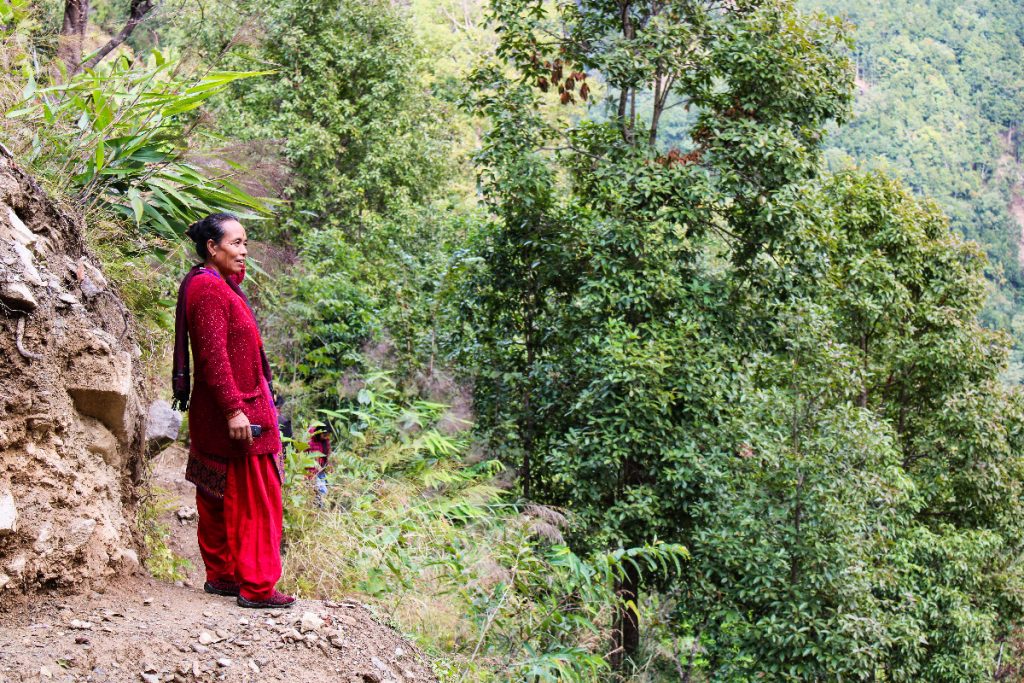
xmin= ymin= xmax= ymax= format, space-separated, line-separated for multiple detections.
xmin=6 ymin=0 xmax=1024 ymax=678
xmin=186 ymin=0 xmax=474 ymax=419
xmin=465 ymin=0 xmax=1024 ymax=678
xmin=218 ymin=0 xmax=452 ymax=231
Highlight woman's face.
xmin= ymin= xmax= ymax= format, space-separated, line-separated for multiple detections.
xmin=206 ymin=220 xmax=247 ymax=277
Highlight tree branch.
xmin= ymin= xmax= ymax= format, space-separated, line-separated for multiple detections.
xmin=82 ymin=0 xmax=157 ymax=71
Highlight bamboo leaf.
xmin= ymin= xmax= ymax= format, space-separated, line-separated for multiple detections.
xmin=128 ymin=188 xmax=144 ymax=225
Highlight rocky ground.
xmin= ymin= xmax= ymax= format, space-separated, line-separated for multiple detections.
xmin=0 ymin=581 xmax=434 ymax=683
xmin=0 ymin=444 xmax=438 ymax=683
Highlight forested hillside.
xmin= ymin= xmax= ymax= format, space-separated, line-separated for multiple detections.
xmin=803 ymin=0 xmax=1024 ymax=369
xmin=4 ymin=0 xmax=1024 ymax=680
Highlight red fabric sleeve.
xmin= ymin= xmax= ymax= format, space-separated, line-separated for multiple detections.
xmin=187 ymin=276 xmax=244 ymax=417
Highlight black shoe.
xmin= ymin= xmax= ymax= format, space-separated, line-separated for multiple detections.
xmin=204 ymin=580 xmax=241 ymax=597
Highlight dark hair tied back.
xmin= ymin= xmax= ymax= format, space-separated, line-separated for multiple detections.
xmin=185 ymin=212 xmax=239 ymax=260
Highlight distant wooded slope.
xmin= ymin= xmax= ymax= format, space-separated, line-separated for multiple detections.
xmin=803 ymin=0 xmax=1024 ymax=347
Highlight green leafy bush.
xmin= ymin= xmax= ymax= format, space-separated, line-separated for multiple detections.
xmin=278 ymin=369 xmax=687 ymax=681
xmin=4 ymin=50 xmax=273 ymax=239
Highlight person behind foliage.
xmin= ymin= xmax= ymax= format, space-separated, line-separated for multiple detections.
xmin=172 ymin=212 xmax=295 ymax=609
xmin=306 ymin=424 xmax=331 ymax=503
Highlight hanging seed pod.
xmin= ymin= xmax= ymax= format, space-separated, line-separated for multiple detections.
xmin=564 ymin=77 xmax=575 ymax=92
xmin=560 ymin=91 xmax=573 ymax=105
xmin=572 ymin=71 xmax=586 ymax=81
xmin=579 ymin=83 xmax=590 ymax=101
xmin=538 ymin=76 xmax=549 ymax=92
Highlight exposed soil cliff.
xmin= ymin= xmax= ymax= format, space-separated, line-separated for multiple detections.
xmin=0 ymin=151 xmax=146 ymax=598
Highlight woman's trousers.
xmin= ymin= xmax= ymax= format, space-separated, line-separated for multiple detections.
xmin=195 ymin=453 xmax=282 ymax=601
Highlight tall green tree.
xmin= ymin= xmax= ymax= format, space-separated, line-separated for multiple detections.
xmin=221 ymin=0 xmax=451 ymax=236
xmin=211 ymin=0 xmax=467 ymax=415
xmin=468 ymin=0 xmax=853 ymax=666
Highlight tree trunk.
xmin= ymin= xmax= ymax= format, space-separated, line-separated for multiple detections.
xmin=58 ymin=0 xmax=89 ymax=75
xmin=617 ymin=0 xmax=636 ymax=144
xmin=649 ymin=72 xmax=663 ymax=147
xmin=611 ymin=562 xmax=640 ymax=671
xmin=521 ymin=310 xmax=537 ymax=500
xmin=82 ymin=0 xmax=155 ymax=71
xmin=649 ymin=73 xmax=673 ymax=147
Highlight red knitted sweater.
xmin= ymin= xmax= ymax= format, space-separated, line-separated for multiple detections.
xmin=184 ymin=268 xmax=281 ymax=459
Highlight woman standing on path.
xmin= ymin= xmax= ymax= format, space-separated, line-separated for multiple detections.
xmin=172 ymin=212 xmax=295 ymax=609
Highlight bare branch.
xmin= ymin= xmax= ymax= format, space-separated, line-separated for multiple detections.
xmin=82 ymin=0 xmax=158 ymax=71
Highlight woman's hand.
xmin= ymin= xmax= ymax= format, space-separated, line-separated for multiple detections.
xmin=228 ymin=411 xmax=253 ymax=443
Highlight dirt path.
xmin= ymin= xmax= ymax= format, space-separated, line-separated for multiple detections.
xmin=0 ymin=446 xmax=437 ymax=683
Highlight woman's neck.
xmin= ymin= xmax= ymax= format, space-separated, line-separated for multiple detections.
xmin=203 ymin=260 xmax=230 ymax=279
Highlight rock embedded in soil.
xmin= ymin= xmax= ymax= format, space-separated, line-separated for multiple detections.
xmin=0 ymin=280 xmax=36 ymax=311
xmin=75 ymin=257 xmax=107 ymax=298
xmin=3 ymin=204 xmax=35 ymax=245
xmin=300 ymin=611 xmax=324 ymax=633
xmin=0 ymin=490 xmax=17 ymax=535
xmin=12 ymin=241 xmax=43 ymax=286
